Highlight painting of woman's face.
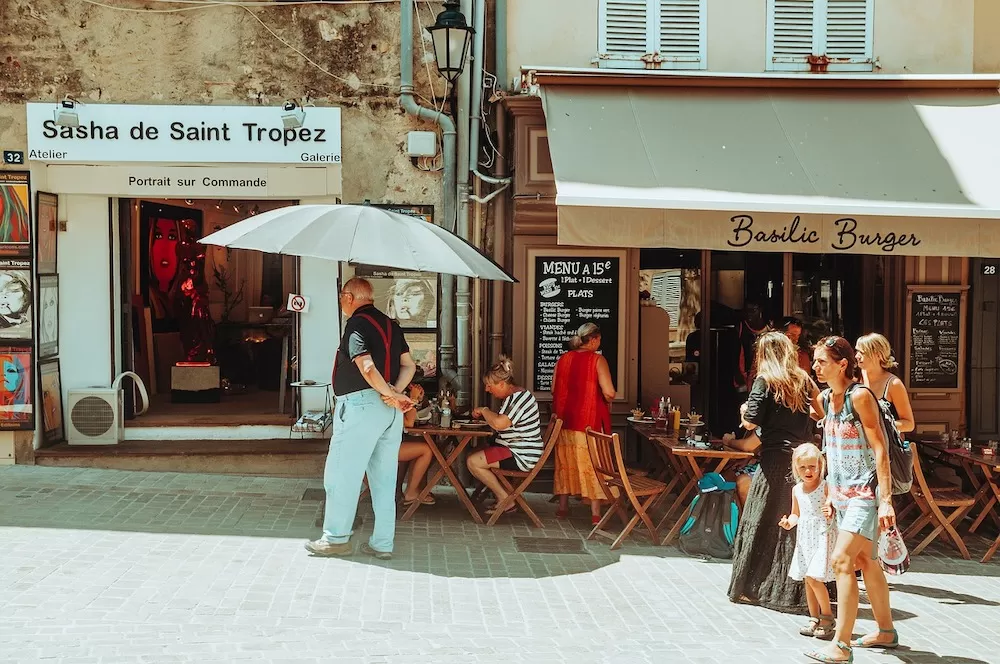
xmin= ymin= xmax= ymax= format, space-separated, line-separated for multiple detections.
xmin=0 ymin=283 xmax=25 ymax=317
xmin=393 ymin=282 xmax=429 ymax=321
xmin=3 ymin=359 xmax=22 ymax=392
xmin=151 ymin=218 xmax=180 ymax=289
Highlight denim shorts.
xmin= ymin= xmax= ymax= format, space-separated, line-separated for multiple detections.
xmin=835 ymin=499 xmax=879 ymax=560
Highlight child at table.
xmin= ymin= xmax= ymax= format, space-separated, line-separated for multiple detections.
xmin=780 ymin=443 xmax=836 ymax=641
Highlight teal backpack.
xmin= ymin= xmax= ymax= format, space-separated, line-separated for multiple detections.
xmin=678 ymin=473 xmax=740 ymax=560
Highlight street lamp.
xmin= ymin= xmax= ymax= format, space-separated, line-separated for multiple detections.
xmin=426 ymin=1 xmax=475 ymax=84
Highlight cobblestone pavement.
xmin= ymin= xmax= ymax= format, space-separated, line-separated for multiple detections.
xmin=1 ymin=466 xmax=998 ymax=663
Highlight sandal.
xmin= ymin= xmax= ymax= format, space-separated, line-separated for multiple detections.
xmin=851 ymin=628 xmax=898 ymax=649
xmin=555 ymin=509 xmax=569 ymax=519
xmin=805 ymin=640 xmax=853 ymax=663
xmin=486 ymin=504 xmax=516 ymax=516
xmin=799 ymin=617 xmax=820 ymax=637
xmin=813 ymin=616 xmax=836 ymax=641
xmin=402 ymin=494 xmax=436 ymax=506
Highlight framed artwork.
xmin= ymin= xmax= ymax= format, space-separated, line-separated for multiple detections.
xmin=0 ymin=257 xmax=32 ymax=340
xmin=38 ymin=274 xmax=59 ymax=358
xmin=0 ymin=171 xmax=30 ymax=257
xmin=405 ymin=332 xmax=438 ymax=380
xmin=353 ymin=267 xmax=438 ymax=329
xmin=35 ymin=191 xmax=58 ymax=273
xmin=39 ymin=358 xmax=64 ymax=445
xmin=0 ymin=344 xmax=33 ymax=430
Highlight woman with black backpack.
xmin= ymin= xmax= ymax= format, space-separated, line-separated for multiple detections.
xmin=807 ymin=337 xmax=898 ymax=664
xmin=856 ymin=333 xmax=915 ymax=438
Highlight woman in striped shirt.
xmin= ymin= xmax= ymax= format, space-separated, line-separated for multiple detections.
xmin=467 ymin=355 xmax=544 ymax=516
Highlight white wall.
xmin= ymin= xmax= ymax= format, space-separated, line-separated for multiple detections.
xmin=297 ymin=195 xmax=342 ymax=413
xmin=60 ymin=195 xmax=115 ymax=404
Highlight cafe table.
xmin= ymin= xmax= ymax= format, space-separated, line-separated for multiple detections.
xmin=629 ymin=422 xmax=755 ymax=545
xmin=400 ymin=424 xmax=494 ymax=524
xmin=923 ymin=440 xmax=1000 ymax=563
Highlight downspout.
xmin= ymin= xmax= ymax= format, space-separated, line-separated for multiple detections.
xmin=453 ymin=0 xmax=474 ymax=409
xmin=488 ymin=0 xmax=511 ymax=378
xmin=400 ymin=0 xmax=458 ymax=390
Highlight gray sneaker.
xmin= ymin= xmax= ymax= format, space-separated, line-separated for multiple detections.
xmin=360 ymin=542 xmax=392 ymax=560
xmin=304 ymin=539 xmax=353 ymax=557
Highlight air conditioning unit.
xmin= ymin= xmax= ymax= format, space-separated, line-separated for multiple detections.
xmin=67 ymin=371 xmax=149 ymax=445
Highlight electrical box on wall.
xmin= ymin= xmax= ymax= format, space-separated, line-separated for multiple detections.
xmin=407 ymin=131 xmax=437 ymax=157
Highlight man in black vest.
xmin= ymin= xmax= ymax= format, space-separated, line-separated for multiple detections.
xmin=306 ymin=277 xmax=415 ymax=559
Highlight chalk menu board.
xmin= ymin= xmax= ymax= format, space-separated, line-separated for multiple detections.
xmin=908 ymin=291 xmax=962 ymax=389
xmin=533 ymin=256 xmax=620 ymax=392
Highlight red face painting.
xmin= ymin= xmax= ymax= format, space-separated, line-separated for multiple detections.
xmin=151 ymin=218 xmax=179 ymax=291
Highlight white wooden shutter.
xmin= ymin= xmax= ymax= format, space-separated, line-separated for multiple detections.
xmin=651 ymin=271 xmax=682 ymax=324
xmin=768 ymin=0 xmax=816 ymax=64
xmin=658 ymin=0 xmax=706 ymax=68
xmin=599 ymin=0 xmax=653 ymax=68
xmin=766 ymin=0 xmax=873 ymax=71
xmin=825 ymin=0 xmax=873 ymax=64
xmin=598 ymin=0 xmax=706 ymax=69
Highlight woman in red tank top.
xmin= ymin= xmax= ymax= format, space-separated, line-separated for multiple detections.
xmin=551 ymin=322 xmax=616 ymax=524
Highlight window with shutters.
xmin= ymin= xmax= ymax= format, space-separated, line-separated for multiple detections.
xmin=766 ymin=0 xmax=874 ymax=72
xmin=597 ymin=0 xmax=707 ymax=70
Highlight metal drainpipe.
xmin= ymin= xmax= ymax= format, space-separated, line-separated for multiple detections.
xmin=488 ymin=0 xmax=510 ymax=384
xmin=453 ymin=1 xmax=474 ymax=409
xmin=400 ymin=0 xmax=458 ymax=390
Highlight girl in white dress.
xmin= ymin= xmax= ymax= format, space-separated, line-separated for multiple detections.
xmin=780 ymin=443 xmax=836 ymax=640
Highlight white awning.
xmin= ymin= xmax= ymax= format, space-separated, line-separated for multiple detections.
xmin=541 ymin=84 xmax=1000 ymax=256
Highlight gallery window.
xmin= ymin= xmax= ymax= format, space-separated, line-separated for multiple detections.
xmin=597 ymin=0 xmax=707 ymax=70
xmin=766 ymin=0 xmax=874 ymax=72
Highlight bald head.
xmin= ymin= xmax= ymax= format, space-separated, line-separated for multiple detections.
xmin=340 ymin=277 xmax=374 ymax=316
xmin=343 ymin=277 xmax=374 ymax=301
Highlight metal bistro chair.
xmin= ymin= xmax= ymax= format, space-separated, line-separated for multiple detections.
xmin=486 ymin=418 xmax=563 ymax=527
xmin=585 ymin=427 xmax=668 ymax=550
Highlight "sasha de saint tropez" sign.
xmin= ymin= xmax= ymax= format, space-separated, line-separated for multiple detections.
xmin=25 ymin=103 xmax=342 ymax=165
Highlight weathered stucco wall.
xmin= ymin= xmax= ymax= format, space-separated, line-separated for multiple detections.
xmin=0 ymin=0 xmax=445 ymax=205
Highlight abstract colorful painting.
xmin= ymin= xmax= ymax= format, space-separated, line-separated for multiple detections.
xmin=0 ymin=345 xmax=33 ymax=430
xmin=0 ymin=171 xmax=30 ymax=257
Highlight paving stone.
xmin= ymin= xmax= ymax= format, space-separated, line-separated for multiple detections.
xmin=1 ymin=465 xmax=998 ymax=663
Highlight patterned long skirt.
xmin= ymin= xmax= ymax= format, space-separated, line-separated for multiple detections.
xmin=553 ymin=429 xmax=608 ymax=501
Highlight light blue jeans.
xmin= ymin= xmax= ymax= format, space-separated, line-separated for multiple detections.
xmin=321 ymin=389 xmax=403 ymax=552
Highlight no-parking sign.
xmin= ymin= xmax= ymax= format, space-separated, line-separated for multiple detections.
xmin=286 ymin=293 xmax=310 ymax=313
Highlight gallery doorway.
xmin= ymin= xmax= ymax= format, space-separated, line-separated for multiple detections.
xmin=118 ymin=198 xmax=300 ymax=426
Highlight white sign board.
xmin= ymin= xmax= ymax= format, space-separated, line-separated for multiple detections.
xmin=26 ymin=103 xmax=342 ymax=165
xmin=287 ymin=293 xmax=311 ymax=313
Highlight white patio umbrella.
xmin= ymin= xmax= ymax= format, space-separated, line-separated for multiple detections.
xmin=198 ymin=204 xmax=514 ymax=282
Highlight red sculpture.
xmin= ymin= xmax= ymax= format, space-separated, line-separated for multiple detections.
xmin=172 ymin=218 xmax=216 ymax=364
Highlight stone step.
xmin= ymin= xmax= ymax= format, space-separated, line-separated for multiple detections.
xmin=33 ymin=439 xmax=326 ymax=478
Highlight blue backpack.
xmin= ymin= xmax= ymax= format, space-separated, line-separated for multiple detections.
xmin=678 ymin=473 xmax=740 ymax=560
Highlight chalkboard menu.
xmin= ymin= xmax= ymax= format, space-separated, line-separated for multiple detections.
xmin=908 ymin=291 xmax=962 ymax=389
xmin=532 ymin=256 xmax=620 ymax=392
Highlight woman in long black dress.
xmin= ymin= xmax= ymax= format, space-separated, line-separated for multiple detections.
xmin=728 ymin=332 xmax=823 ymax=614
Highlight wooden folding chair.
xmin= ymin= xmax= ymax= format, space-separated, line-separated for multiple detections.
xmin=486 ymin=418 xmax=563 ymax=527
xmin=585 ymin=427 xmax=668 ymax=550
xmin=903 ymin=442 xmax=976 ymax=559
